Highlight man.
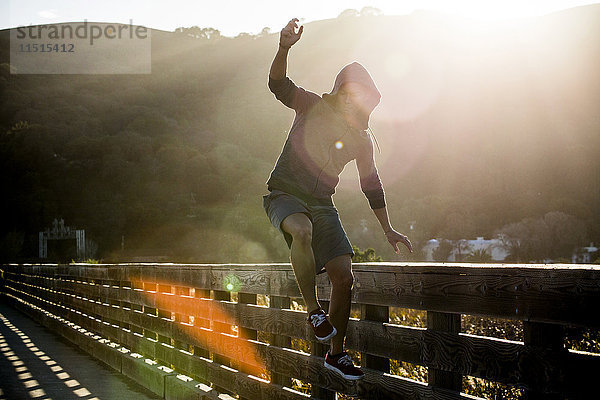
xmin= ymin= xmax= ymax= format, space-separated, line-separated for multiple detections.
xmin=262 ymin=18 xmax=413 ymax=381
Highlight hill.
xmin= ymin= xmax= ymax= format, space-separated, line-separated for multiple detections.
xmin=0 ymin=6 xmax=599 ymax=262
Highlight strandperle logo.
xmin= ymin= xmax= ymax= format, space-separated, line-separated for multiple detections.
xmin=15 ymin=20 xmax=149 ymax=46
xmin=10 ymin=20 xmax=151 ymax=74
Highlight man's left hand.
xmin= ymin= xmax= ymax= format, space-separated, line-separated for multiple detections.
xmin=385 ymin=230 xmax=413 ymax=254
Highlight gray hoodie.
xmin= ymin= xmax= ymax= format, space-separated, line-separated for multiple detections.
xmin=267 ymin=62 xmax=386 ymax=209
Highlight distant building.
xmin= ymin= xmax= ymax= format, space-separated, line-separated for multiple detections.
xmin=422 ymin=236 xmax=509 ymax=262
xmin=572 ymin=243 xmax=598 ymax=264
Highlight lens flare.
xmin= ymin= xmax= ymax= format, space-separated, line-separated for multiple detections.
xmin=141 ymin=276 xmax=266 ymax=376
xmin=223 ymin=274 xmax=242 ymax=292
xmin=335 ymin=141 xmax=344 ymax=149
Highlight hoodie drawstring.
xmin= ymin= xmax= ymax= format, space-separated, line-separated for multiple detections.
xmin=368 ymin=126 xmax=382 ymax=154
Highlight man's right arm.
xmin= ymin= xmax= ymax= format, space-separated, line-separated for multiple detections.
xmin=269 ymin=46 xmax=288 ymax=80
xmin=268 ymin=19 xmax=319 ymax=113
xmin=269 ymin=18 xmax=302 ymax=80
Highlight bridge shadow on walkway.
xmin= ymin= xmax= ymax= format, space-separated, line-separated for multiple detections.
xmin=0 ymin=300 xmax=160 ymax=400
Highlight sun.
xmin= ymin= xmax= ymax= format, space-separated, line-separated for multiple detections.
xmin=422 ymin=0 xmax=587 ymax=20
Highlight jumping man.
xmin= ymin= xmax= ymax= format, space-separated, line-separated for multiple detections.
xmin=262 ymin=18 xmax=413 ymax=381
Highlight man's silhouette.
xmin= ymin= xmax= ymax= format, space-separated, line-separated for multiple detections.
xmin=263 ymin=18 xmax=413 ymax=380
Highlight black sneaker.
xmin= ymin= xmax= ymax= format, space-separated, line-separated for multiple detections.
xmin=324 ymin=351 xmax=364 ymax=380
xmin=307 ymin=308 xmax=337 ymax=342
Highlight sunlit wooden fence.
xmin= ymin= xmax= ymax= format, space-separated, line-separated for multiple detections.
xmin=1 ymin=263 xmax=599 ymax=399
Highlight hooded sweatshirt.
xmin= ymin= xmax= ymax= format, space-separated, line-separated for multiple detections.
xmin=266 ymin=62 xmax=386 ymax=209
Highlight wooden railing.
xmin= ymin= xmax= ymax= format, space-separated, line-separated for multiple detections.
xmin=1 ymin=263 xmax=599 ymax=399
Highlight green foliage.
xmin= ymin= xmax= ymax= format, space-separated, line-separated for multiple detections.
xmin=174 ymin=26 xmax=222 ymax=40
xmin=70 ymin=258 xmax=100 ymax=264
xmin=0 ymin=231 xmax=24 ymax=261
xmin=497 ymin=212 xmax=587 ymax=262
xmin=462 ymin=315 xmax=523 ymax=341
xmin=432 ymin=240 xmax=453 ymax=262
xmin=463 ymin=376 xmax=524 ymax=399
xmin=351 ymin=245 xmax=382 ymax=262
xmin=390 ymin=307 xmax=426 ymax=328
xmin=390 ymin=360 xmax=427 ymax=382
xmin=565 ymin=327 xmax=600 ymax=353
xmin=465 ymin=249 xmax=493 ymax=263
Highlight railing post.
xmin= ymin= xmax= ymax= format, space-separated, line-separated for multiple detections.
xmin=269 ymin=295 xmax=292 ymax=388
xmin=193 ymin=288 xmax=210 ymax=360
xmin=212 ymin=289 xmax=234 ymax=396
xmin=237 ymin=292 xmax=257 ymax=400
xmin=173 ymin=286 xmax=188 ymax=351
xmin=523 ymin=321 xmax=565 ymax=400
xmin=361 ymin=303 xmax=390 ymax=371
xmin=427 ymin=311 xmax=462 ymax=392
xmin=142 ymin=282 xmax=158 ymax=342
xmin=157 ymin=284 xmax=172 ymax=352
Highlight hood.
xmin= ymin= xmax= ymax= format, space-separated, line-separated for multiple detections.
xmin=323 ymin=62 xmax=382 ymax=118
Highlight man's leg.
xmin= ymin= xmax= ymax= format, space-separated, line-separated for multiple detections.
xmin=323 ymin=254 xmax=353 ymax=355
xmin=281 ymin=213 xmax=320 ymax=313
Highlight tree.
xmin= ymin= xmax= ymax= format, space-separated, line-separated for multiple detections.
xmin=433 ymin=240 xmax=453 ymax=262
xmin=453 ymin=239 xmax=471 ymax=262
xmin=496 ymin=218 xmax=550 ymax=262
xmin=352 ymin=245 xmax=382 ymax=262
xmin=338 ymin=9 xmax=359 ymax=18
xmin=258 ymin=27 xmax=271 ymax=37
xmin=466 ymin=249 xmax=492 ymax=263
xmin=360 ymin=6 xmax=383 ymax=16
xmin=0 ymin=231 xmax=24 ymax=261
xmin=543 ymin=211 xmax=587 ymax=260
xmin=496 ymin=212 xmax=586 ymax=262
xmin=175 ymin=26 xmax=221 ymax=40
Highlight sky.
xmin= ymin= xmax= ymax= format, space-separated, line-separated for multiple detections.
xmin=2 ymin=0 xmax=599 ymax=37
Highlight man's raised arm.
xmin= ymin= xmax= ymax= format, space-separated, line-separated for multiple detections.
xmin=269 ymin=18 xmax=303 ymax=80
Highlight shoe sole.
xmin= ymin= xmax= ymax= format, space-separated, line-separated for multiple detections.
xmin=324 ymin=360 xmax=364 ymax=381
xmin=315 ymin=326 xmax=337 ymax=342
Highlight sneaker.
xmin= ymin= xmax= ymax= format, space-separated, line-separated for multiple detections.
xmin=307 ymin=308 xmax=337 ymax=342
xmin=324 ymin=351 xmax=364 ymax=380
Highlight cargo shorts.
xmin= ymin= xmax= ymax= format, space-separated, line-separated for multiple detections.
xmin=262 ymin=189 xmax=354 ymax=275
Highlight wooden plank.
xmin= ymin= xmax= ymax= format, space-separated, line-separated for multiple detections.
xmin=211 ymin=289 xmax=234 ymax=397
xmin=268 ymin=295 xmax=293 ymax=389
xmin=523 ymin=321 xmax=566 ymax=399
xmin=361 ymin=303 xmax=390 ymax=373
xmin=7 ymin=263 xmax=600 ymax=328
xmin=427 ymin=312 xmax=462 ymax=392
xmin=236 ymin=292 xmax=258 ymax=400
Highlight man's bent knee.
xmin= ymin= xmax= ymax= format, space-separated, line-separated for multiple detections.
xmin=337 ymin=270 xmax=354 ymax=290
xmin=281 ymin=213 xmax=313 ymax=245
xmin=325 ymin=255 xmax=354 ymax=290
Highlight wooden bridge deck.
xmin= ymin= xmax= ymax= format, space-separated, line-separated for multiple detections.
xmin=0 ymin=300 xmax=159 ymax=400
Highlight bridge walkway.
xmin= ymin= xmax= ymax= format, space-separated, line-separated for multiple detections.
xmin=0 ymin=301 xmax=160 ymax=400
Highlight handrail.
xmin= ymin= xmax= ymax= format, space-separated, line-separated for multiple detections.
xmin=1 ymin=262 xmax=599 ymax=399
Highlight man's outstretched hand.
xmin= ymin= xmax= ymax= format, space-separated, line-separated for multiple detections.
xmin=385 ymin=230 xmax=413 ymax=254
xmin=280 ymin=18 xmax=303 ymax=49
